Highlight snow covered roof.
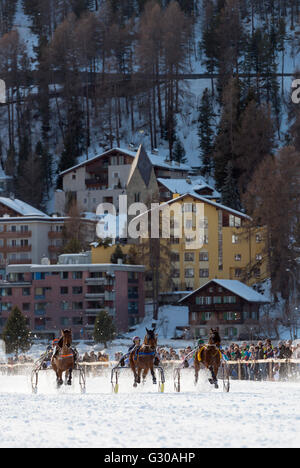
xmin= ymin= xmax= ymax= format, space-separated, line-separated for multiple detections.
xmin=133 ymin=192 xmax=251 ymax=222
xmin=59 ymin=147 xmax=190 ymax=176
xmin=157 ymin=177 xmax=220 ymax=198
xmin=179 ymin=279 xmax=270 ymax=303
xmin=0 ymin=197 xmax=49 ymax=218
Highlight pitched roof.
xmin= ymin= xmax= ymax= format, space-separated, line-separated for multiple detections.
xmin=59 ymin=147 xmax=190 ymax=177
xmin=132 ymin=191 xmax=251 ymax=222
xmin=0 ymin=197 xmax=49 ymax=218
xmin=179 ymin=279 xmax=270 ymax=304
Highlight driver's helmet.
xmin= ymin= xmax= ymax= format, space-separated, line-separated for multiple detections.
xmin=133 ymin=336 xmax=140 ymax=343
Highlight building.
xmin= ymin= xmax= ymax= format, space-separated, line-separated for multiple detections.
xmin=129 ymin=192 xmax=268 ymax=296
xmin=0 ymin=256 xmax=145 ymax=339
xmin=55 ymin=146 xmax=191 ymax=215
xmin=0 ymin=196 xmax=97 ymax=273
xmin=179 ymin=279 xmax=270 ymax=340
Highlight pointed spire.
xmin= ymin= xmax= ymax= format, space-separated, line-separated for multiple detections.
xmin=127 ymin=145 xmax=153 ymax=187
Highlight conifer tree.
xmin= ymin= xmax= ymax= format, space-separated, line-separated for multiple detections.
xmin=2 ymin=307 xmax=32 ymax=357
xmin=197 ymin=88 xmax=215 ymax=179
xmin=94 ymin=310 xmax=116 ymax=347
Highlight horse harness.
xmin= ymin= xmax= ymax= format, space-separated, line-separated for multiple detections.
xmin=133 ymin=345 xmax=156 ymax=361
xmin=197 ymin=345 xmax=222 ymax=362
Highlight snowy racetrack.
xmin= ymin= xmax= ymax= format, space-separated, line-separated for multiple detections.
xmin=0 ymin=370 xmax=299 ymax=448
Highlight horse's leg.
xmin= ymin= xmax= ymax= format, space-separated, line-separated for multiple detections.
xmin=57 ymin=369 xmax=63 ymax=387
xmin=67 ymin=368 xmax=72 ymax=386
xmin=208 ymin=365 xmax=218 ymax=388
xmin=194 ymin=361 xmax=199 ymax=385
xmin=150 ymin=365 xmax=157 ymax=385
xmin=142 ymin=368 xmax=148 ymax=383
xmin=137 ymin=367 xmax=142 ymax=384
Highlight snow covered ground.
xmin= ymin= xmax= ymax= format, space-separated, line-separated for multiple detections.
xmin=0 ymin=371 xmax=299 ymax=448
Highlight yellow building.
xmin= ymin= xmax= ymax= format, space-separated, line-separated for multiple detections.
xmin=91 ymin=192 xmax=268 ymax=295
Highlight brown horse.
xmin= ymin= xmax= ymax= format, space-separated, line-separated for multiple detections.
xmin=194 ymin=328 xmax=222 ymax=389
xmin=129 ymin=328 xmax=158 ymax=387
xmin=51 ymin=329 xmax=75 ymax=388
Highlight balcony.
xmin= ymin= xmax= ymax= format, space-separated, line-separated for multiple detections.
xmin=85 ymin=292 xmax=105 ymax=299
xmin=85 ymin=277 xmax=106 ymax=285
xmin=7 ymin=259 xmax=32 ymax=265
xmin=0 ymin=245 xmax=32 ymax=253
xmin=85 ymin=309 xmax=102 ymax=315
xmin=1 ymin=231 xmax=32 ymax=238
xmin=85 ymin=178 xmax=108 ymax=188
xmin=48 ymin=231 xmax=63 ymax=239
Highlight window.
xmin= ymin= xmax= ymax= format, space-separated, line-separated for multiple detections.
xmin=172 ymin=269 xmax=180 ymax=278
xmin=34 ymin=303 xmax=47 ymax=315
xmin=60 ymin=272 xmax=69 ymax=280
xmin=223 ymin=296 xmax=237 ymax=304
xmin=72 ymin=317 xmax=83 ymax=325
xmin=35 ymin=287 xmax=45 ymax=299
xmin=61 ymin=301 xmax=69 ymax=311
xmin=22 ymin=288 xmax=31 ymax=296
xmin=256 ymin=234 xmax=262 ymax=243
xmin=128 ymin=287 xmax=139 ymax=299
xmin=0 ymin=288 xmax=12 ymax=296
xmin=199 ymin=269 xmax=209 ymax=278
xmin=128 ymin=302 xmax=139 ymax=315
xmin=72 ymin=302 xmax=83 ymax=310
xmin=22 ymin=303 xmax=30 ymax=311
xmin=60 ymin=317 xmax=70 ymax=326
xmin=199 ymin=252 xmax=209 ymax=262
xmin=191 ymin=312 xmax=197 ymax=321
xmin=213 ymin=296 xmax=222 ymax=304
xmin=72 ymin=286 xmax=83 ymax=295
xmin=184 ymin=252 xmax=194 ymax=262
xmin=134 ymin=193 xmax=141 ymax=203
xmin=235 ymin=268 xmax=242 ymax=278
xmin=256 ymin=254 xmax=262 ymax=261
xmin=171 ymin=252 xmax=180 ymax=262
xmin=196 ymin=296 xmax=212 ymax=305
xmin=72 ymin=271 xmax=83 ymax=280
xmin=229 ymin=215 xmax=241 ymax=227
xmin=235 ymin=254 xmax=242 ymax=261
xmin=232 ymin=235 xmax=239 ymax=244
xmin=60 ymin=287 xmax=68 ymax=295
xmin=1 ymin=302 xmax=12 ymax=312
xmin=184 ymin=268 xmax=194 ymax=278
xmin=201 ymin=312 xmax=212 ymax=321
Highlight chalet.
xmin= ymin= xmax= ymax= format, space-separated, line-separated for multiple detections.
xmin=179 ymin=279 xmax=270 ymax=340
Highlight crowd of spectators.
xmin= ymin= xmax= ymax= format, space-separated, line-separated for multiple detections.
xmin=80 ymin=351 xmax=109 ymax=363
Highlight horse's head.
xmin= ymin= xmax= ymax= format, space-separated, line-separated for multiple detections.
xmin=144 ymin=328 xmax=157 ymax=348
xmin=208 ymin=328 xmax=221 ymax=346
xmin=61 ymin=329 xmax=72 ymax=347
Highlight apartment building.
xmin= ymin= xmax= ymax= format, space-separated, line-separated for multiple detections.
xmin=0 ymin=196 xmax=97 ymax=273
xmin=0 ymin=257 xmax=145 ymax=339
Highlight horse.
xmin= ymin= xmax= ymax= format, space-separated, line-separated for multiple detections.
xmin=51 ymin=329 xmax=75 ymax=388
xmin=129 ymin=328 xmax=158 ymax=387
xmin=194 ymin=328 xmax=222 ymax=389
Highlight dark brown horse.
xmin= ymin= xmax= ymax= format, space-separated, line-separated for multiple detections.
xmin=194 ymin=328 xmax=222 ymax=389
xmin=129 ymin=328 xmax=158 ymax=387
xmin=51 ymin=329 xmax=75 ymax=387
